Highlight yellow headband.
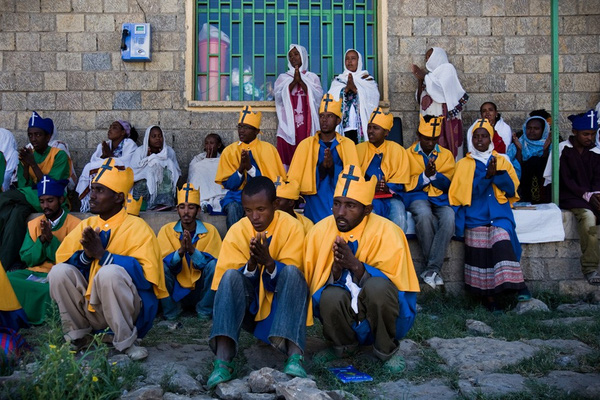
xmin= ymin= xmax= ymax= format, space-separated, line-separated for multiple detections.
xmin=177 ymin=182 xmax=200 ymax=206
xmin=92 ymin=158 xmax=134 ymax=196
xmin=238 ymin=105 xmax=262 ymax=130
xmin=369 ymin=107 xmax=393 ymax=131
xmin=418 ymin=114 xmax=445 ymax=138
xmin=274 ymin=177 xmax=300 ymax=200
xmin=319 ymin=94 xmax=342 ymax=118
xmin=473 ymin=118 xmax=495 ymax=139
xmin=334 ymin=164 xmax=376 ymax=206
xmin=125 ymin=194 xmax=143 ymax=216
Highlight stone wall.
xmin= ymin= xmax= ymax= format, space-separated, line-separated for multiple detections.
xmin=1 ymin=0 xmax=599 ymax=178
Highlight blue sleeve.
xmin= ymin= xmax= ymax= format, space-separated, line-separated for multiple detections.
xmin=223 ymin=171 xmax=245 ymax=191
xmin=387 ymin=182 xmax=405 ymax=193
xmin=410 ymin=173 xmax=427 ymax=192
xmin=513 ymin=159 xmax=522 ymax=179
xmin=452 ymin=205 xmax=465 ymax=239
xmin=261 ymin=261 xmax=285 ymax=292
xmin=492 ymin=171 xmax=516 ymax=197
xmin=363 ymin=264 xmax=390 ymax=282
xmin=190 ymin=249 xmax=216 ymax=270
xmin=164 ymin=251 xmax=183 ymax=275
xmin=431 ymin=173 xmax=451 ymax=192
xmin=67 ymin=251 xmax=93 ymax=279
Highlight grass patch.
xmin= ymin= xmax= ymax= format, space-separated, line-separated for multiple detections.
xmin=500 ymin=349 xmax=562 ymax=377
xmin=465 ymin=380 xmax=590 ymax=400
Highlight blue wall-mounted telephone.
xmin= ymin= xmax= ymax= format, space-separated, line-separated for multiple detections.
xmin=121 ymin=23 xmax=151 ymax=62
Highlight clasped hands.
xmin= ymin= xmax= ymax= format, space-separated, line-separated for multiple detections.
xmin=331 ymin=236 xmax=364 ymax=282
xmin=247 ymin=232 xmax=275 ymax=274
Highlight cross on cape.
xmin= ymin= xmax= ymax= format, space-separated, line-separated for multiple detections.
xmin=40 ymin=175 xmax=50 ymax=195
xmin=94 ymin=159 xmax=114 ymax=182
xmin=181 ymin=183 xmax=194 ymax=203
xmin=588 ymin=110 xmax=596 ymax=129
xmin=240 ymin=106 xmax=252 ymax=124
xmin=370 ymin=107 xmax=382 ymax=124
xmin=322 ymin=95 xmax=334 ymax=112
xmin=273 ymin=176 xmax=283 ymax=188
xmin=430 ymin=117 xmax=441 ymax=138
xmin=341 ymin=165 xmax=360 ymax=197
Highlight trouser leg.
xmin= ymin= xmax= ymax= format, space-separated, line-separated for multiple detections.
xmin=0 ymin=190 xmax=34 ymax=268
xmin=319 ymin=286 xmax=358 ymax=347
xmin=195 ymin=258 xmax=217 ymax=318
xmin=428 ymin=204 xmax=455 ymax=273
xmin=572 ymin=208 xmax=599 ymax=275
xmin=160 ymin=265 xmax=182 ymax=320
xmin=224 ymin=201 xmax=245 ymax=229
xmin=409 ymin=200 xmax=435 ymax=269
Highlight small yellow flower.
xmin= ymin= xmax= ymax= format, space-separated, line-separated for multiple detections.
xmin=111 ymin=362 xmax=117 ymax=366
xmin=92 ymin=376 xmax=98 ymax=382
xmin=49 ymin=344 xmax=57 ymax=349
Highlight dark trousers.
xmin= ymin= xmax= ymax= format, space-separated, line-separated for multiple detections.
xmin=0 ymin=190 xmax=34 ymax=269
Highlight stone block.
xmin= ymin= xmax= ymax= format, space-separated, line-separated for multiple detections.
xmin=588 ymin=54 xmax=600 ymax=72
xmin=528 ymin=0 xmax=550 ymax=15
xmin=146 ymin=14 xmax=178 ymax=32
xmin=429 ymin=37 xmax=457 ymax=56
xmin=504 ymin=36 xmax=527 ymax=55
xmin=557 ymin=239 xmax=584 ymax=259
xmin=124 ymin=72 xmax=158 ymax=90
xmin=429 ymin=0 xmax=456 ymax=15
xmin=412 ymin=18 xmax=442 ymax=36
xmin=67 ymin=72 xmax=95 ymax=90
xmin=159 ymin=110 xmax=191 ymax=129
xmin=564 ymin=36 xmax=598 ymax=54
xmin=113 ymin=13 xmax=146 ymax=28
xmin=516 ymin=17 xmax=539 ymax=35
xmin=86 ymin=15 xmax=116 ymax=32
xmin=133 ymin=0 xmax=161 ymax=14
xmin=546 ymin=257 xmax=581 ymax=280
xmin=30 ymin=13 xmax=56 ymax=32
xmin=464 ymin=55 xmax=490 ymax=74
xmin=15 ymin=32 xmax=39 ymax=51
xmin=521 ymin=257 xmax=547 ymax=280
xmin=142 ymin=92 xmax=173 ymax=110
xmin=83 ymin=53 xmax=112 ymax=71
xmin=57 ymin=53 xmax=82 ymax=71
xmin=483 ymin=75 xmax=506 ymax=92
xmin=96 ymin=111 xmax=127 ymax=131
xmin=0 ymin=72 xmax=15 ymax=91
xmin=491 ymin=17 xmax=517 ymax=36
xmin=481 ymin=0 xmax=505 ymax=16
xmin=574 ymin=74 xmax=600 ymax=92
xmin=559 ymin=73 xmax=574 ymax=92
xmin=490 ymin=55 xmax=514 ymax=73
xmin=388 ymin=18 xmax=412 ymax=37
xmin=0 ymin=112 xmax=16 ymax=130
xmin=455 ymin=37 xmax=478 ymax=54
xmin=72 ymin=0 xmax=103 ymax=12
xmin=0 ymin=33 xmax=15 ymax=51
xmin=40 ymin=33 xmax=67 ymax=52
xmin=478 ymin=37 xmax=503 ymax=54
xmin=154 ymin=32 xmax=185 ymax=52
xmin=161 ymin=0 xmax=182 ymax=13
xmin=559 ymin=280 xmax=599 ymax=297
xmin=1 ymin=13 xmax=29 ymax=32
xmin=505 ymin=0 xmax=530 ymax=16
xmin=128 ymin=110 xmax=160 ymax=130
xmin=68 ymin=33 xmax=97 ymax=52
xmin=157 ymin=72 xmax=183 ymax=91
xmin=525 ymin=36 xmax=550 ymax=55
xmin=41 ymin=0 xmax=70 ymax=12
xmin=145 ymin=52 xmax=174 ymax=71
xmin=104 ymin=0 xmax=129 ymax=13
xmin=56 ymin=92 xmax=83 ymax=111
xmin=505 ymin=74 xmax=527 ymax=92
xmin=57 ymin=15 xmax=85 ymax=33
xmin=397 ymin=1 xmax=426 ymax=16
xmin=27 ymin=92 xmax=56 ymax=110
xmin=0 ymin=0 xmax=16 ymax=12
xmin=400 ymin=37 xmax=427 ymax=55
xmin=560 ymin=15 xmax=587 ymax=35
xmin=16 ymin=0 xmax=39 ymax=12
xmin=456 ymin=0 xmax=482 ymax=16
xmin=561 ymin=54 xmax=587 ymax=73
xmin=16 ymin=71 xmax=43 ymax=91
xmin=95 ymin=71 xmax=126 ymax=90
xmin=70 ymin=111 xmax=97 ymax=130
xmin=82 ymin=91 xmax=113 ymax=110
xmin=442 ymin=17 xmax=467 ymax=36
xmin=113 ymin=91 xmax=142 ymax=110
xmin=526 ymin=74 xmax=551 ymax=92
xmin=467 ymin=17 xmax=492 ymax=36
xmin=538 ymin=54 xmax=551 ymax=73
xmin=514 ymin=55 xmax=539 ymax=73
xmin=96 ymin=32 xmax=122 ymax=52
xmin=2 ymin=92 xmax=27 ymax=111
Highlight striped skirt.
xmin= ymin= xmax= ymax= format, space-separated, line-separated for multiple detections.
xmin=464 ymin=226 xmax=526 ymax=296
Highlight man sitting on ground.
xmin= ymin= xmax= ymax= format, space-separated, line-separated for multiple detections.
xmin=49 ymin=158 xmax=168 ymax=360
xmin=208 ymin=176 xmax=308 ymax=388
xmin=157 ymin=183 xmax=222 ymax=320
xmin=304 ymin=165 xmax=420 ymax=372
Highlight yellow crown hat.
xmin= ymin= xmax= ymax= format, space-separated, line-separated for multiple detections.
xmin=472 ymin=118 xmax=495 ymax=139
xmin=334 ymin=164 xmax=377 ymax=206
xmin=319 ymin=94 xmax=342 ymax=118
xmin=125 ymin=194 xmax=143 ymax=216
xmin=92 ymin=158 xmax=134 ymax=196
xmin=238 ymin=105 xmax=262 ymax=130
xmin=274 ymin=176 xmax=300 ymax=200
xmin=369 ymin=107 xmax=394 ymax=131
xmin=177 ymin=182 xmax=200 ymax=206
xmin=418 ymin=114 xmax=445 ymax=138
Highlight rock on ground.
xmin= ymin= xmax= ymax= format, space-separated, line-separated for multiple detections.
xmin=523 ymin=339 xmax=594 ymax=357
xmin=465 ymin=319 xmax=493 ymax=336
xmin=556 ymin=303 xmax=600 ymax=313
xmin=426 ymin=337 xmax=538 ymax=377
xmin=458 ymin=373 xmax=527 ymax=398
xmin=247 ymin=367 xmax=291 ymax=393
xmin=539 ymin=317 xmax=595 ymax=326
xmin=536 ymin=371 xmax=600 ymax=398
xmin=163 ymin=393 xmax=213 ymax=400
xmin=120 ymin=385 xmax=163 ymax=400
xmin=215 ymin=378 xmax=251 ymax=400
xmin=513 ymin=298 xmax=550 ymax=314
xmin=242 ymin=393 xmax=278 ymax=400
xmin=373 ymin=379 xmax=458 ymax=400
xmin=275 ymin=377 xmax=333 ymax=400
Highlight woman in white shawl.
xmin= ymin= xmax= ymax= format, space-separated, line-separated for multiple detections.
xmin=274 ymin=44 xmax=323 ymax=168
xmin=467 ymin=102 xmax=512 ymax=154
xmin=188 ymin=133 xmax=227 ymax=213
xmin=76 ymin=120 xmax=138 ymax=212
xmin=131 ymin=125 xmax=181 ymax=211
xmin=0 ymin=128 xmax=18 ymax=192
xmin=328 ymin=49 xmax=380 ymax=144
xmin=412 ymin=47 xmax=469 ymax=158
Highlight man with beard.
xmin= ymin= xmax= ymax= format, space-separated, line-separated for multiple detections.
xmin=7 ymin=177 xmax=80 ymax=325
xmin=49 ymin=158 xmax=167 ymax=360
xmin=304 ymin=165 xmax=419 ymax=372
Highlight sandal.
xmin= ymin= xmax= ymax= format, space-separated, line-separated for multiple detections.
xmin=517 ymin=288 xmax=532 ymax=302
xmin=283 ymin=354 xmax=307 ymax=378
xmin=207 ymin=359 xmax=235 ymax=389
xmin=383 ymin=353 xmax=407 ymax=374
xmin=585 ymin=271 xmax=600 ymax=286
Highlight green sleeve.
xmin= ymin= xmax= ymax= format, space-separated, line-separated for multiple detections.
xmin=48 ymin=150 xmax=70 ymax=181
xmin=0 ymin=152 xmax=6 ymax=189
xmin=19 ymin=231 xmax=47 ymax=267
xmin=16 ymin=161 xmax=28 ymax=188
xmin=44 ymin=235 xmax=61 ymax=263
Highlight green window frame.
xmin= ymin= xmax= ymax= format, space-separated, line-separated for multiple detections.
xmin=194 ymin=0 xmax=378 ymax=102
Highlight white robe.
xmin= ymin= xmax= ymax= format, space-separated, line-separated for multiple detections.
xmin=328 ymin=49 xmax=380 ymax=143
xmin=130 ymin=125 xmax=181 ymax=206
xmin=188 ymin=152 xmax=227 ymax=213
xmin=274 ymin=44 xmax=322 ymax=146
xmin=0 ymin=128 xmax=18 ymax=192
xmin=422 ymin=47 xmax=466 ymax=113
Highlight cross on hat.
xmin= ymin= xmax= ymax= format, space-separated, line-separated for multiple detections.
xmin=240 ymin=106 xmax=252 ymax=124
xmin=478 ymin=119 xmax=486 ymax=128
xmin=322 ymin=95 xmax=334 ymax=112
xmin=341 ymin=165 xmax=360 ymax=197
xmin=430 ymin=117 xmax=441 ymax=138
xmin=94 ymin=159 xmax=114 ymax=182
xmin=588 ymin=110 xmax=596 ymax=129
xmin=369 ymin=107 xmax=383 ymax=124
xmin=30 ymin=112 xmax=38 ymax=126
xmin=181 ymin=182 xmax=194 ymax=203
xmin=274 ymin=176 xmax=283 ymax=188
xmin=40 ymin=175 xmax=50 ymax=194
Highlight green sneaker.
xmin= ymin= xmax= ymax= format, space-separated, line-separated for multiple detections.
xmin=383 ymin=353 xmax=406 ymax=374
xmin=207 ymin=359 xmax=235 ymax=389
xmin=283 ymin=354 xmax=307 ymax=378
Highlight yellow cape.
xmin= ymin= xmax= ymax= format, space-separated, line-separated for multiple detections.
xmin=215 ymin=137 xmax=286 ymax=189
xmin=211 ymin=211 xmax=306 ymax=322
xmin=304 ymin=214 xmax=420 ymax=325
xmin=448 ymin=151 xmax=519 ymax=206
xmin=405 ymin=142 xmax=456 ymax=196
xmin=0 ymin=261 xmax=21 ymax=312
xmin=27 ymin=147 xmax=61 ymax=184
xmin=295 ymin=212 xmax=314 ymax=235
xmin=356 ymin=140 xmax=410 ymax=185
xmin=287 ymin=133 xmax=359 ymax=195
xmin=157 ymin=221 xmax=222 ymax=290
xmin=55 ymin=208 xmax=168 ymax=311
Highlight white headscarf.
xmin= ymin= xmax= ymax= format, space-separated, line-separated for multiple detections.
xmin=328 ymin=49 xmax=380 ymax=142
xmin=274 ymin=44 xmax=323 ymax=146
xmin=0 ymin=128 xmax=18 ymax=191
xmin=424 ymin=47 xmax=467 ymax=112
xmin=130 ymin=125 xmax=181 ymax=205
xmin=467 ymin=126 xmax=495 ymax=165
